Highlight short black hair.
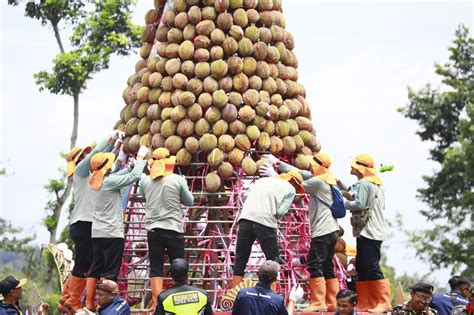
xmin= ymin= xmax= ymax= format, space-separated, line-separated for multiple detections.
xmin=449 ymin=276 xmax=470 ymax=291
xmin=336 ymin=289 xmax=357 ymax=304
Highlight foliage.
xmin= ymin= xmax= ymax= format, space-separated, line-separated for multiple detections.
xmin=33 ymin=0 xmax=142 ymax=96
xmin=399 ymin=25 xmax=473 ymax=279
xmin=0 ymin=219 xmax=35 ymax=253
xmin=7 ymin=0 xmax=142 ymax=244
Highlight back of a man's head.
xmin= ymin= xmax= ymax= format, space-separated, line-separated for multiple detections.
xmin=170 ymin=258 xmax=189 ymax=282
xmin=449 ymin=276 xmax=470 ymax=291
xmin=257 ymin=261 xmax=280 ymax=285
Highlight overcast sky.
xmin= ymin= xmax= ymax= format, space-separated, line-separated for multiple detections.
xmin=1 ymin=1 xmax=472 ymax=287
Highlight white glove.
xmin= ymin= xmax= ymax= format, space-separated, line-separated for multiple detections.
xmin=137 ymin=145 xmax=149 ymax=159
xmin=259 ymin=164 xmax=278 ymax=177
xmin=110 ymin=129 xmax=125 ymax=140
xmin=289 ymin=285 xmax=304 ymax=302
xmin=117 ymin=149 xmax=127 ymax=162
xmin=263 ymin=154 xmax=279 ymax=165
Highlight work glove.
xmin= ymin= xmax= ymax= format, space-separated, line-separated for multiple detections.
xmin=117 ymin=149 xmax=127 ymax=163
xmin=137 ymin=145 xmax=149 ymax=160
xmin=259 ymin=164 xmax=278 ymax=177
xmin=289 ymin=285 xmax=304 ymax=302
xmin=110 ymin=129 xmax=125 ymax=141
xmin=263 ymin=154 xmax=279 ymax=165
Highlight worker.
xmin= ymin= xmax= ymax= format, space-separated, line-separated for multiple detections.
xmin=95 ymin=279 xmax=130 ymax=315
xmin=0 ymin=276 xmax=49 ymax=315
xmin=231 ymin=260 xmax=304 ymax=315
xmin=338 ymin=154 xmax=390 ymax=312
xmin=262 ymin=153 xmax=342 ymax=312
xmin=86 ymin=145 xmax=148 ymax=312
xmin=139 ymin=148 xmax=194 ymax=309
xmin=59 ymin=130 xmax=122 ymax=314
xmin=155 ymin=258 xmax=213 ymax=315
xmin=230 ymin=170 xmax=304 ymax=289
xmin=392 ymin=283 xmax=437 ymax=315
xmin=430 ymin=276 xmax=470 ymax=315
xmin=335 ymin=289 xmax=358 ymax=315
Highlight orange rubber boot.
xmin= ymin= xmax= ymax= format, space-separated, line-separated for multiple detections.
xmin=57 ymin=277 xmax=72 ymax=313
xmin=150 ymin=277 xmax=164 ymax=311
xmin=85 ymin=277 xmax=98 ymax=312
xmin=63 ymin=276 xmax=87 ymax=313
xmin=356 ymin=281 xmax=370 ymax=312
xmin=368 ymin=279 xmax=392 ymax=313
xmin=325 ymin=278 xmax=340 ymax=311
xmin=302 ymin=277 xmax=327 ymax=312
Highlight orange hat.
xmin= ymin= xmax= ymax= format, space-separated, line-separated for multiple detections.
xmin=351 ymin=153 xmax=383 ymax=185
xmin=307 ymin=152 xmax=337 ymax=185
xmin=67 ymin=146 xmax=92 ymax=177
xmin=89 ymin=153 xmax=115 ymax=191
xmin=345 ymin=244 xmax=357 ymax=257
xmin=277 ymin=170 xmax=305 ymax=194
xmin=148 ymin=148 xmax=176 ymax=180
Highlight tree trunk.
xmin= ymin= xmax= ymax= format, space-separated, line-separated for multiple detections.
xmin=70 ymin=92 xmax=79 ymax=149
xmin=52 ymin=22 xmax=65 ymax=53
xmin=48 ymin=177 xmax=73 ymax=244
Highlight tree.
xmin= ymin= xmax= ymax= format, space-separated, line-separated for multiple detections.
xmin=8 ymin=0 xmax=142 ymax=243
xmin=0 ymin=218 xmax=34 ymax=253
xmin=399 ymin=25 xmax=473 ymax=279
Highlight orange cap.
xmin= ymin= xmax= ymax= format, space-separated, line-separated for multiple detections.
xmin=67 ymin=146 xmax=92 ymax=177
xmin=149 ymin=156 xmax=176 ymax=180
xmin=89 ymin=153 xmax=115 ymax=191
xmin=351 ymin=153 xmax=383 ymax=185
xmin=307 ymin=152 xmax=337 ymax=185
xmin=278 ymin=171 xmax=305 ymax=194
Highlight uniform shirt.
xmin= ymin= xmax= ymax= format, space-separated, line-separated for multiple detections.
xmin=392 ymin=301 xmax=438 ymax=315
xmin=279 ymin=162 xmax=339 ymax=238
xmin=155 ymin=282 xmax=213 ymax=315
xmin=70 ymin=139 xmax=113 ymax=225
xmin=238 ymin=177 xmax=295 ymax=229
xmin=341 ymin=179 xmax=386 ymax=241
xmin=139 ymin=174 xmax=194 ymax=233
xmin=430 ymin=292 xmax=469 ymax=315
xmin=98 ymin=295 xmax=130 ymax=315
xmin=0 ymin=302 xmax=22 ymax=315
xmin=232 ymin=282 xmax=288 ymax=315
xmin=91 ymin=160 xmax=146 ymax=238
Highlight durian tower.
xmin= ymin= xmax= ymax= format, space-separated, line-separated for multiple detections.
xmin=115 ymin=0 xmax=320 ymax=308
xmin=115 ymin=0 xmax=321 ymax=191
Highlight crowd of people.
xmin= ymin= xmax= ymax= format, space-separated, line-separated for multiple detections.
xmin=0 ymin=129 xmax=471 ymax=315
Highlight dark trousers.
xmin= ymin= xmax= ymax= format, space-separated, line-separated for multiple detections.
xmin=147 ymin=228 xmax=185 ymax=277
xmin=234 ymin=219 xmax=280 ymax=276
xmin=89 ymin=238 xmax=124 ymax=281
xmin=70 ymin=221 xmax=93 ymax=278
xmin=356 ymin=236 xmax=384 ymax=281
xmin=307 ymin=231 xmax=338 ymax=279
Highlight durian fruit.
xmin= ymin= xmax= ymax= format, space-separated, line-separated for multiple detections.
xmin=241 ymin=157 xmax=257 ymax=176
xmin=199 ymin=134 xmax=218 ymax=151
xmin=205 ymin=172 xmax=221 ymax=192
xmin=113 ymin=0 xmax=321 ymax=192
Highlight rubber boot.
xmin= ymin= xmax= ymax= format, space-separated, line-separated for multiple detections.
xmin=367 ymin=279 xmax=392 ymax=313
xmin=355 ymin=281 xmax=370 ymax=312
xmin=60 ymin=277 xmax=71 ymax=304
xmin=63 ymin=276 xmax=87 ymax=313
xmin=230 ymin=275 xmax=243 ymax=289
xmin=85 ymin=277 xmax=98 ymax=312
xmin=57 ymin=277 xmax=72 ymax=313
xmin=150 ymin=277 xmax=164 ymax=311
xmin=302 ymin=277 xmax=327 ymax=312
xmin=325 ymin=278 xmax=339 ymax=311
